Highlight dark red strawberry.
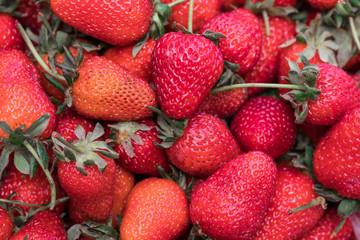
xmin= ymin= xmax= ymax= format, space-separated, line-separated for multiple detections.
xmin=0 ymin=14 xmax=24 ymax=50
xmin=301 ymin=122 xmax=330 ymax=145
xmin=151 ymin=31 xmax=223 ymax=119
xmin=190 ymin=151 xmax=277 ymax=240
xmin=16 ymin=0 xmax=43 ymax=33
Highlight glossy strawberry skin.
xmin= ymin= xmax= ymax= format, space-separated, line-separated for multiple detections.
xmin=0 ymin=14 xmax=24 ymax=50
xmin=72 ymin=56 xmax=157 ymax=121
xmin=0 ymin=206 xmax=13 ymax=240
xmin=254 ymin=165 xmax=324 ymax=240
xmin=162 ymin=0 xmax=221 ymax=32
xmin=120 ymin=177 xmax=190 ymax=240
xmin=114 ymin=119 xmax=170 ymax=176
xmin=313 ymin=108 xmax=360 ymax=199
xmin=244 ymin=16 xmax=296 ymax=96
xmin=200 ymin=8 xmax=262 ymax=75
xmin=300 ymin=208 xmax=354 ymax=240
xmin=57 ymin=156 xmax=116 ymax=222
xmin=190 ymin=151 xmax=277 ymax=240
xmin=167 ymin=113 xmax=242 ymax=176
xmin=50 ymin=0 xmax=152 ymax=46
xmin=151 ymin=32 xmax=223 ymax=119
xmin=231 ymin=96 xmax=297 ymax=159
xmin=10 ymin=211 xmax=67 ymax=240
xmin=104 ymin=38 xmax=156 ymax=83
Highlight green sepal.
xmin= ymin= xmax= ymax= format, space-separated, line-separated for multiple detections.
xmin=296 ymin=33 xmax=307 ymax=44
xmin=23 ymin=113 xmax=51 ymax=137
xmin=336 ymin=2 xmax=352 ymax=17
xmin=44 ymin=74 xmax=66 ymax=93
xmin=338 ymin=198 xmax=360 ymax=218
xmin=0 ymin=121 xmax=13 ymax=134
xmin=313 ymin=184 xmax=344 ymax=202
xmin=200 ymin=30 xmax=227 ymax=47
xmin=67 ymin=221 xmax=119 ymax=240
xmin=0 ymin=145 xmax=17 ymax=178
xmin=132 ymin=33 xmax=149 ymax=58
xmin=304 ymin=85 xmax=321 ymax=101
xmin=0 ymin=0 xmax=20 ymax=13
xmin=14 ymin=150 xmax=30 ymax=175
xmin=55 ymin=31 xmax=70 ymax=53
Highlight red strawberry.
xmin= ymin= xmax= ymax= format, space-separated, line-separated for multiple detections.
xmin=243 ymin=16 xmax=296 ymax=96
xmin=306 ymin=0 xmax=340 ymax=10
xmin=253 ymin=165 xmax=324 ymax=239
xmin=221 ymin=0 xmax=243 ymax=11
xmin=0 ymin=14 xmax=24 ymax=50
xmin=120 ymin=177 xmax=190 ymax=240
xmin=301 ymin=122 xmax=330 ymax=145
xmin=151 ymin=32 xmax=223 ymax=119
xmin=10 ymin=211 xmax=67 ymax=240
xmin=109 ymin=119 xmax=170 ymax=176
xmin=104 ymin=38 xmax=156 ymax=83
xmin=166 ymin=113 xmax=242 ymax=176
xmin=200 ymin=8 xmax=262 ymax=75
xmin=300 ymin=208 xmax=354 ymax=240
xmin=0 ymin=206 xmax=13 ymax=240
xmin=50 ymin=0 xmax=152 ymax=46
xmin=162 ymin=0 xmax=221 ymax=32
xmin=313 ymin=108 xmax=360 ymax=199
xmin=72 ymin=56 xmax=157 ymax=121
xmin=16 ymin=0 xmax=43 ymax=33
xmin=252 ymin=0 xmax=297 ymax=6
xmin=231 ymin=96 xmax=297 ymax=159
xmin=190 ymin=151 xmax=277 ymax=240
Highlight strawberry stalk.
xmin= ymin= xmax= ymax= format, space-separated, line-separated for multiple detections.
xmin=349 ymin=16 xmax=360 ymax=51
xmin=188 ymin=0 xmax=194 ymax=32
xmin=22 ymin=140 xmax=57 ymax=210
xmin=0 ymin=196 xmax=69 ymax=208
xmin=211 ymin=83 xmax=305 ymax=93
xmin=167 ymin=0 xmax=188 ymax=7
xmin=287 ymin=196 xmax=327 ymax=214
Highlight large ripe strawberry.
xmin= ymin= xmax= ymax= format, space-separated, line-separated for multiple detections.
xmin=313 ymin=108 xmax=360 ymax=199
xmin=190 ymin=151 xmax=277 ymax=240
xmin=0 ymin=206 xmax=13 ymax=240
xmin=108 ymin=119 xmax=170 ymax=176
xmin=162 ymin=0 xmax=221 ymax=32
xmin=151 ymin=32 xmax=223 ymax=119
xmin=72 ymin=56 xmax=157 ymax=121
xmin=231 ymin=96 xmax=297 ymax=159
xmin=120 ymin=177 xmax=190 ymax=240
xmin=50 ymin=0 xmax=152 ymax=46
xmin=200 ymin=8 xmax=262 ymax=75
xmin=166 ymin=113 xmax=242 ymax=176
xmin=10 ymin=211 xmax=67 ymax=240
xmin=300 ymin=207 xmax=354 ymax=240
xmin=244 ymin=16 xmax=296 ymax=96
xmin=0 ymin=14 xmax=24 ymax=50
xmin=104 ymin=38 xmax=156 ymax=83
xmin=253 ymin=165 xmax=324 ymax=239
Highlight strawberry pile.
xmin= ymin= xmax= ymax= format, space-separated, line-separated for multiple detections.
xmin=1 ymin=0 xmax=360 ymax=239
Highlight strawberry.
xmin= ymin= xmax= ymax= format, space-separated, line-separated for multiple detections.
xmin=243 ymin=16 xmax=296 ymax=96
xmin=151 ymin=31 xmax=223 ymax=119
xmin=306 ymin=0 xmax=340 ymax=10
xmin=55 ymin=109 xmax=95 ymax=142
xmin=166 ymin=113 xmax=242 ymax=176
xmin=120 ymin=177 xmax=190 ymax=240
xmin=190 ymin=151 xmax=277 ymax=240
xmin=221 ymin=0 xmax=243 ymax=11
xmin=111 ymin=165 xmax=135 ymax=228
xmin=108 ymin=119 xmax=170 ymax=176
xmin=50 ymin=0 xmax=153 ymax=46
xmin=253 ymin=165 xmax=324 ymax=239
xmin=0 ymin=206 xmax=13 ymax=240
xmin=72 ymin=56 xmax=157 ymax=121
xmin=313 ymin=108 xmax=360 ymax=199
xmin=200 ymin=8 xmax=262 ymax=75
xmin=301 ymin=122 xmax=330 ymax=145
xmin=38 ymin=46 xmax=98 ymax=101
xmin=162 ymin=0 xmax=221 ymax=32
xmin=15 ymin=0 xmax=43 ymax=33
xmin=10 ymin=211 xmax=67 ymax=240
xmin=300 ymin=208 xmax=354 ymax=240
xmin=231 ymin=96 xmax=297 ymax=159
xmin=104 ymin=38 xmax=156 ymax=83
xmin=0 ymin=14 xmax=24 ymax=50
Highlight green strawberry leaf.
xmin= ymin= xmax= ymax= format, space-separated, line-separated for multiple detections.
xmin=23 ymin=114 xmax=51 ymax=138
xmin=36 ymin=141 xmax=49 ymax=169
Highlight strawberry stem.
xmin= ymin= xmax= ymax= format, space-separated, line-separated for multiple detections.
xmin=16 ymin=22 xmax=67 ymax=84
xmin=167 ymin=0 xmax=188 ymax=7
xmin=23 ymin=140 xmax=57 ymax=210
xmin=349 ymin=16 xmax=360 ymax=51
xmin=262 ymin=10 xmax=270 ymax=36
xmin=287 ymin=196 xmax=327 ymax=214
xmin=188 ymin=0 xmax=194 ymax=32
xmin=211 ymin=83 xmax=305 ymax=93
xmin=330 ymin=217 xmax=347 ymax=238
xmin=0 ymin=196 xmax=69 ymax=208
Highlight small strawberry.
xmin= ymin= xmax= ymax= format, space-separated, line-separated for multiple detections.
xmin=200 ymin=8 xmax=262 ymax=75
xmin=231 ymin=96 xmax=297 ymax=159
xmin=0 ymin=14 xmax=24 ymax=50
xmin=10 ymin=211 xmax=67 ymax=240
xmin=313 ymin=108 xmax=360 ymax=199
xmin=151 ymin=31 xmax=223 ymax=119
xmin=108 ymin=119 xmax=170 ymax=176
xmin=104 ymin=38 xmax=156 ymax=83
xmin=300 ymin=208 xmax=354 ymax=240
xmin=0 ymin=206 xmax=13 ymax=240
xmin=120 ymin=177 xmax=190 ymax=240
xmin=190 ymin=151 xmax=277 ymax=240
xmin=253 ymin=165 xmax=324 ymax=239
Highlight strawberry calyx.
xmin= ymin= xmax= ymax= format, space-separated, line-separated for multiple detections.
xmin=52 ymin=123 xmax=119 ymax=176
xmin=67 ymin=221 xmax=119 ymax=240
xmin=146 ymin=106 xmax=188 ymax=148
xmin=189 ymin=222 xmax=214 ymax=240
xmin=0 ymin=0 xmax=21 ymax=14
xmin=107 ymin=121 xmax=152 ymax=158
